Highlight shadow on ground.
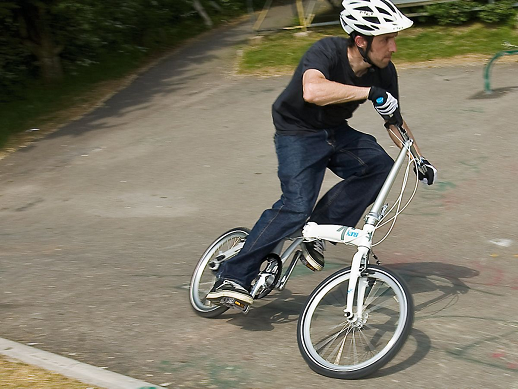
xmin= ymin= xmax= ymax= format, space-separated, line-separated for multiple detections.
xmin=202 ymin=261 xmax=480 ymax=377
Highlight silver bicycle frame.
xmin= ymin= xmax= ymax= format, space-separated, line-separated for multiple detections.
xmin=246 ymin=127 xmax=421 ymax=309
xmin=302 ymin=134 xmax=417 ymax=321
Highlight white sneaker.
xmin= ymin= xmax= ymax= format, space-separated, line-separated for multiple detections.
xmin=206 ymin=279 xmax=253 ymax=306
xmin=301 ymin=239 xmax=325 ymax=271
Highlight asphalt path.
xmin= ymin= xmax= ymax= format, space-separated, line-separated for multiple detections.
xmin=1 ymin=20 xmax=518 ymax=388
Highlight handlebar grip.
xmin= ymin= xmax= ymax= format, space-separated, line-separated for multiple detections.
xmin=417 ymin=163 xmax=428 ymax=175
xmin=384 ymin=109 xmax=403 ymax=127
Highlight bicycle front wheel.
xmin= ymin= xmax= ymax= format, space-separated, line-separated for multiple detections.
xmin=297 ymin=265 xmax=413 ymax=379
xmin=189 ymin=227 xmax=250 ymax=318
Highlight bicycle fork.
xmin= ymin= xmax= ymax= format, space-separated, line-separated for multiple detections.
xmin=344 ymin=246 xmax=370 ymax=323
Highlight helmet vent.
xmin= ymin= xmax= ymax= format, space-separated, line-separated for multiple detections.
xmin=365 ymin=16 xmax=380 ymax=24
xmin=376 ymin=7 xmax=391 ymax=16
xmin=380 ymin=0 xmax=398 ymax=14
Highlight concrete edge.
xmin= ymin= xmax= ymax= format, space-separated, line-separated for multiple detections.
xmin=0 ymin=337 xmax=165 ymax=389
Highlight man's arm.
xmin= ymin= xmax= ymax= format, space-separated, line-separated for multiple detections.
xmin=303 ymin=69 xmax=422 ymax=154
xmin=385 ymin=120 xmax=423 ymax=157
xmin=302 ymin=69 xmax=370 ymax=106
xmin=305 ymin=69 xmax=427 ymax=162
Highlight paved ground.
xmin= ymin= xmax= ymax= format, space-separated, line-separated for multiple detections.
xmin=1 ymin=20 xmax=518 ymax=388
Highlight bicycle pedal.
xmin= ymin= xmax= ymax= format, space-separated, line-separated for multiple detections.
xmin=208 ymin=255 xmax=225 ymax=271
xmin=300 ymin=257 xmax=318 ymax=272
xmin=220 ymin=297 xmax=250 ymax=314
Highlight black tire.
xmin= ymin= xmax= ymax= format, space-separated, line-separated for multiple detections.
xmin=297 ymin=265 xmax=414 ymax=379
xmin=189 ymin=227 xmax=250 ymax=318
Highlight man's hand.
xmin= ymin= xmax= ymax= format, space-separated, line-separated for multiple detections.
xmin=368 ymin=86 xmax=402 ymax=126
xmin=414 ymin=158 xmax=437 ymax=185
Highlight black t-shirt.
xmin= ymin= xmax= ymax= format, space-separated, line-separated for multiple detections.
xmin=272 ymin=36 xmax=399 ymax=135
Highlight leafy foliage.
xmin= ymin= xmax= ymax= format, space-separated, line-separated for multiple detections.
xmin=425 ymin=0 xmax=517 ymax=25
xmin=478 ymin=0 xmax=517 ymax=24
xmin=0 ymin=0 xmax=248 ymax=94
xmin=425 ymin=1 xmax=475 ymax=25
xmin=0 ymin=2 xmax=32 ymax=97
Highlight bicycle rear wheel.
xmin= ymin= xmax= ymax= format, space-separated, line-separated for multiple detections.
xmin=189 ymin=227 xmax=250 ymax=318
xmin=297 ymin=265 xmax=413 ymax=379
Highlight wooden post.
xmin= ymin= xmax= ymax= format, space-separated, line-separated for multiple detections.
xmin=296 ymin=0 xmax=307 ymax=31
xmin=253 ymin=0 xmax=274 ymax=31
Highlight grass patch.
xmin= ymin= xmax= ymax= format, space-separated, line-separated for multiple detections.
xmin=241 ymin=30 xmax=328 ymax=73
xmin=0 ymin=355 xmax=100 ymax=388
xmin=395 ymin=23 xmax=518 ymax=61
xmin=240 ymin=22 xmax=518 ymax=74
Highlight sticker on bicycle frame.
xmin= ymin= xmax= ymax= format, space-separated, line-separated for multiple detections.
xmin=337 ymin=226 xmax=359 ymax=241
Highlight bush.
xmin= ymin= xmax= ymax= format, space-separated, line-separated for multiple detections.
xmin=478 ymin=0 xmax=517 ymax=24
xmin=0 ymin=5 xmax=35 ymax=99
xmin=425 ymin=0 xmax=518 ymax=26
xmin=425 ymin=1 xmax=475 ymax=25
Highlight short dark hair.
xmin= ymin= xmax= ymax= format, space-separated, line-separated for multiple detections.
xmin=347 ymin=31 xmax=373 ymax=48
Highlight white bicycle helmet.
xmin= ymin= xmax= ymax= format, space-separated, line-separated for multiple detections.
xmin=340 ymin=0 xmax=413 ymax=36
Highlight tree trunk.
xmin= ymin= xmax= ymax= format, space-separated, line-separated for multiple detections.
xmin=36 ymin=38 xmax=64 ymax=83
xmin=18 ymin=2 xmax=64 ymax=83
xmin=193 ymin=0 xmax=213 ymax=28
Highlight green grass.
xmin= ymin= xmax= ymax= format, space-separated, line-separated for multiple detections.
xmin=395 ymin=23 xmax=518 ymax=61
xmin=240 ymin=22 xmax=518 ymax=73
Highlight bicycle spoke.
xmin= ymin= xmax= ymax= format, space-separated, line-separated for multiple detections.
xmin=322 ymin=326 xmax=354 ymax=363
xmin=356 ymin=326 xmax=378 ymax=356
xmin=334 ymin=333 xmax=348 ymax=365
xmin=314 ymin=323 xmax=351 ymax=355
xmin=363 ymin=280 xmax=392 ymax=307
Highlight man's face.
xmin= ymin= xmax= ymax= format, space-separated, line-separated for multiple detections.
xmin=365 ymin=33 xmax=398 ymax=68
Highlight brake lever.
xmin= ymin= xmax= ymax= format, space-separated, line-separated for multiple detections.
xmin=416 ymin=160 xmax=428 ymax=175
xmin=393 ymin=124 xmax=428 ymax=175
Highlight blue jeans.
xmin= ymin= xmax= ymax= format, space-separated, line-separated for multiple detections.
xmin=218 ymin=124 xmax=393 ymax=288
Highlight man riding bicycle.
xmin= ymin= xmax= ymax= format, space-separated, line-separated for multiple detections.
xmin=207 ymin=0 xmax=437 ymax=308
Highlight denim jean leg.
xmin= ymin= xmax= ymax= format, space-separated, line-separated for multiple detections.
xmin=310 ymin=127 xmax=393 ymax=227
xmin=218 ymin=132 xmax=331 ymax=287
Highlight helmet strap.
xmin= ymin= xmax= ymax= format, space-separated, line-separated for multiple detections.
xmin=353 ymin=33 xmax=377 ymax=68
